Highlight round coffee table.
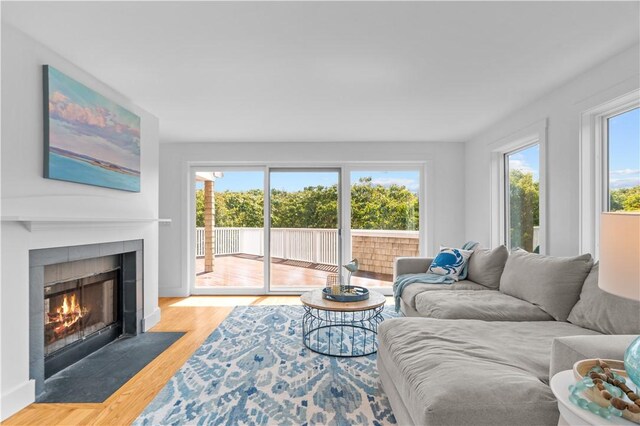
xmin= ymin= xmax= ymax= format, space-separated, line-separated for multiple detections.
xmin=300 ymin=289 xmax=386 ymax=357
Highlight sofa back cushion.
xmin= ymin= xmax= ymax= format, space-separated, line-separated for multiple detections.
xmin=500 ymin=249 xmax=593 ymax=321
xmin=567 ymin=263 xmax=640 ymax=334
xmin=467 ymin=245 xmax=509 ymax=289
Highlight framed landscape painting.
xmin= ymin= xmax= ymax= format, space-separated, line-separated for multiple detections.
xmin=43 ymin=65 xmax=141 ymax=192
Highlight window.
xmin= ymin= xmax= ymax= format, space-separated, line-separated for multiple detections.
xmin=579 ymin=90 xmax=640 ymax=256
xmin=606 ymin=107 xmax=640 ymax=212
xmin=505 ymin=144 xmax=541 ymax=252
xmin=490 ymin=119 xmax=546 ymax=254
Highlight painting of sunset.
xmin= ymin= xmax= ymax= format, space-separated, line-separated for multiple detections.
xmin=44 ymin=65 xmax=141 ymax=192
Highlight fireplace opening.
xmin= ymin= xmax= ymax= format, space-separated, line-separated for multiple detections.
xmin=44 ymin=270 xmax=122 ymax=377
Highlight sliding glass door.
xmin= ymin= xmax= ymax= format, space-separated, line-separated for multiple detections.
xmin=192 ymin=165 xmax=423 ymax=294
xmin=269 ymin=169 xmax=341 ymax=291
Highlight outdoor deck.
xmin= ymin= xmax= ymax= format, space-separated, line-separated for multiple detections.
xmin=195 ymin=255 xmax=392 ymax=288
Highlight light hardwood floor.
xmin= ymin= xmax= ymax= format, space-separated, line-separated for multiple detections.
xmin=3 ymin=295 xmax=392 ymax=426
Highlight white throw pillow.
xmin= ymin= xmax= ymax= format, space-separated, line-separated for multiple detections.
xmin=427 ymin=246 xmax=474 ymax=281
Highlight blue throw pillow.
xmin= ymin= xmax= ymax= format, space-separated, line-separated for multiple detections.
xmin=428 ymin=246 xmax=474 ymax=281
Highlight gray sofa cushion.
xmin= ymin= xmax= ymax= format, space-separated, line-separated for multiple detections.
xmin=467 ymin=245 xmax=508 ymax=289
xmin=400 ymin=280 xmax=488 ymax=309
xmin=378 ymin=318 xmax=599 ymax=426
xmin=415 ymin=290 xmax=553 ymax=321
xmin=550 ymin=335 xmax=636 ymax=379
xmin=500 ymin=249 xmax=593 ymax=321
xmin=567 ymin=263 xmax=640 ymax=334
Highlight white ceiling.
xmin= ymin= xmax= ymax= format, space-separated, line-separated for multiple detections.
xmin=3 ymin=1 xmax=639 ymax=143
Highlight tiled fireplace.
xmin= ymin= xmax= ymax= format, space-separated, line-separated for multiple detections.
xmin=29 ymin=240 xmax=143 ymax=397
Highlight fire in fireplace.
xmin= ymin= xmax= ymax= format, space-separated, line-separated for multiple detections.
xmin=44 ymin=271 xmax=120 ymax=361
xmin=46 ymin=292 xmax=87 ymax=346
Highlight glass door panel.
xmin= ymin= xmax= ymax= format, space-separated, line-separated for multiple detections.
xmin=194 ymin=170 xmax=265 ymax=290
xmin=269 ymin=170 xmax=340 ymax=291
xmin=350 ymin=170 xmax=420 ymax=288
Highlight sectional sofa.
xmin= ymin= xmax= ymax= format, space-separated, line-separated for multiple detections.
xmin=379 ymin=247 xmax=640 ymax=426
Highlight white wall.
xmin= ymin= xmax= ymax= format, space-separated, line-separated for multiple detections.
xmin=465 ymin=44 xmax=640 ymax=256
xmin=158 ymin=141 xmax=465 ymax=297
xmin=0 ymin=25 xmax=161 ymax=420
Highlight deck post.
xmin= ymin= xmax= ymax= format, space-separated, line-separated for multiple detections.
xmin=204 ymin=180 xmax=215 ymax=273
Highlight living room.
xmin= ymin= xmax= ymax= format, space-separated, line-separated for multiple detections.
xmin=1 ymin=1 xmax=639 ymax=425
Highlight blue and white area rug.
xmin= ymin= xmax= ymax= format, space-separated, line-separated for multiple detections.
xmin=134 ymin=305 xmax=398 ymax=425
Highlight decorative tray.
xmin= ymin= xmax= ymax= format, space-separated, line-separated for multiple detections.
xmin=572 ymin=359 xmax=640 ymax=424
xmin=322 ymin=286 xmax=369 ymax=302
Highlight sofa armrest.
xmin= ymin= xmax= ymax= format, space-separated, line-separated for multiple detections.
xmin=550 ymin=335 xmax=637 ymax=379
xmin=394 ymin=257 xmax=433 ymax=280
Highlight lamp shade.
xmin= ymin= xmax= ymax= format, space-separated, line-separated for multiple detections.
xmin=598 ymin=212 xmax=640 ymax=301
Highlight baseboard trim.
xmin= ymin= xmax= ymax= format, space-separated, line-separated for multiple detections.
xmin=158 ymin=287 xmax=190 ymax=298
xmin=0 ymin=379 xmax=35 ymax=421
xmin=142 ymin=307 xmax=161 ymax=331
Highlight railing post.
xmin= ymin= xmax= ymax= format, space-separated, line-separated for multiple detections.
xmin=204 ymin=180 xmax=215 ymax=273
xmin=314 ymin=230 xmax=319 ymax=264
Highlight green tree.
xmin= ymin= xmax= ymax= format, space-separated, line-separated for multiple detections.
xmin=610 ymin=185 xmax=640 ymax=212
xmin=196 ymin=180 xmax=420 ymax=230
xmin=195 ymin=189 xmax=205 ymax=227
xmin=509 ymin=170 xmax=539 ymax=252
xmin=214 ymin=189 xmax=264 ymax=227
xmin=351 ymin=177 xmax=418 ymax=230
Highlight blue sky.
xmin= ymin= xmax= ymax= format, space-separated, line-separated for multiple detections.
xmin=608 ymin=107 xmax=640 ymax=189
xmin=200 ymin=170 xmax=421 ymax=193
xmin=508 ymin=144 xmax=540 ymax=181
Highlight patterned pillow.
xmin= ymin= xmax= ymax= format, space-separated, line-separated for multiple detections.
xmin=428 ymin=246 xmax=474 ymax=280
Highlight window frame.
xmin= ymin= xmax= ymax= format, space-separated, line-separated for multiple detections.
xmin=490 ymin=119 xmax=547 ymax=254
xmin=579 ymin=90 xmax=640 ymax=257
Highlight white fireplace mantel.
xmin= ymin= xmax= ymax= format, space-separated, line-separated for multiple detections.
xmin=1 ymin=216 xmax=171 ymax=232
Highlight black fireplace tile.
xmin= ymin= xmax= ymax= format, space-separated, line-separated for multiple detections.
xmin=122 ymin=252 xmax=136 ymax=278
xmin=98 ymin=241 xmax=125 ymax=257
xmin=29 ymin=311 xmax=44 ymax=392
xmin=29 ymin=269 xmax=44 ymax=314
xmin=136 ymin=250 xmax=143 ymax=280
xmin=124 ymin=283 xmax=137 ymax=312
xmin=123 ymin=310 xmax=137 ymax=335
xmin=29 ymin=266 xmax=44 ymax=287
xmin=37 ymin=332 xmax=184 ymax=403
xmin=136 ymin=280 xmax=143 ymax=312
xmin=68 ymin=243 xmax=101 ymax=262
xmin=123 ymin=239 xmax=142 ymax=253
xmin=30 ymin=247 xmax=69 ymax=267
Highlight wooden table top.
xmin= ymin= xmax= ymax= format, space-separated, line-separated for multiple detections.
xmin=300 ymin=288 xmax=386 ymax=311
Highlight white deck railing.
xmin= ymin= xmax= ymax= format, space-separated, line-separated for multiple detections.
xmin=195 ymin=227 xmax=418 ymax=265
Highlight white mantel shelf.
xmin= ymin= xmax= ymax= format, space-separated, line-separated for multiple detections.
xmin=1 ymin=216 xmax=171 ymax=231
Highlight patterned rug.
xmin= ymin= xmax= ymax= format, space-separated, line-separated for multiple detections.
xmin=134 ymin=305 xmax=398 ymax=425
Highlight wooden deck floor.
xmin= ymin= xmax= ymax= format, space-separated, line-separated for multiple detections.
xmin=195 ymin=254 xmax=392 ymax=288
xmin=3 ymin=295 xmax=393 ymax=426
